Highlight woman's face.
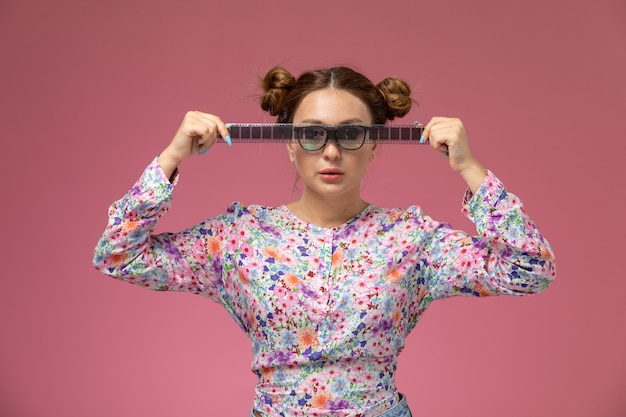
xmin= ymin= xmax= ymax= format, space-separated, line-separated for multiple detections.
xmin=287 ymin=88 xmax=378 ymax=200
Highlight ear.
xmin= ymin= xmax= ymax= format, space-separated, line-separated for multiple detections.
xmin=369 ymin=143 xmax=378 ymax=162
xmin=286 ymin=143 xmax=296 ymax=162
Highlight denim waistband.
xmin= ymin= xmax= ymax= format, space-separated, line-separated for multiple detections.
xmin=250 ymin=393 xmax=411 ymax=417
xmin=375 ymin=393 xmax=412 ymax=417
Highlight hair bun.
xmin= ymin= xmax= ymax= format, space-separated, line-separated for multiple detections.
xmin=377 ymin=77 xmax=414 ymax=120
xmin=259 ymin=66 xmax=297 ymax=116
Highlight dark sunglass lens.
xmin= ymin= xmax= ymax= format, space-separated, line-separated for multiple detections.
xmin=298 ymin=126 xmax=326 ymax=150
xmin=303 ymin=126 xmax=326 ymax=140
xmin=337 ymin=126 xmax=365 ymax=149
xmin=340 ymin=127 xmax=362 ymax=139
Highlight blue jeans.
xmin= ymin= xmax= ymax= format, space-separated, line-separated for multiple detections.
xmin=373 ymin=394 xmax=412 ymax=417
xmin=250 ymin=393 xmax=412 ymax=417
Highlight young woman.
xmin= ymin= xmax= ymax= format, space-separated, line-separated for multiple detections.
xmin=93 ymin=66 xmax=556 ymax=417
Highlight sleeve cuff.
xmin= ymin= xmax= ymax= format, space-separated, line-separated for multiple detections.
xmin=147 ymin=156 xmax=180 ymax=186
xmin=461 ymin=170 xmax=507 ymax=224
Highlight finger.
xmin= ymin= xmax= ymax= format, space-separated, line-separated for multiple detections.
xmin=219 ymin=125 xmax=232 ymax=146
xmin=429 ymin=133 xmax=450 ymax=156
xmin=427 ymin=123 xmax=456 ymax=156
xmin=196 ymin=136 xmax=212 ymax=155
xmin=198 ymin=113 xmax=232 ymax=146
xmin=428 ymin=119 xmax=461 ymax=145
xmin=188 ymin=122 xmax=216 ymax=147
xmin=421 ymin=118 xmax=435 ymax=143
xmin=421 ymin=116 xmax=447 ymax=144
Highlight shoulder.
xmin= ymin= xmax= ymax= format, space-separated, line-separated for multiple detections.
xmin=354 ymin=205 xmax=431 ymax=233
xmin=223 ymin=202 xmax=285 ymax=223
xmin=366 ymin=205 xmax=425 ymax=221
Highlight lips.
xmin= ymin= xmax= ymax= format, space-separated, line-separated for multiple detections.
xmin=319 ymin=168 xmax=344 ymax=180
xmin=319 ymin=168 xmax=344 ymax=175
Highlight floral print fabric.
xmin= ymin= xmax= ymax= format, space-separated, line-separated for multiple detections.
xmin=93 ymin=157 xmax=555 ymax=417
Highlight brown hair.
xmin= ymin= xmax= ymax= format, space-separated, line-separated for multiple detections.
xmin=259 ymin=66 xmax=414 ymax=124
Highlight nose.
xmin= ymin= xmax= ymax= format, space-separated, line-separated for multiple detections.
xmin=322 ymin=140 xmax=342 ymax=160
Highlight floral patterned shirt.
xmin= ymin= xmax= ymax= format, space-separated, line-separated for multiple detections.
xmin=93 ymin=157 xmax=555 ymax=417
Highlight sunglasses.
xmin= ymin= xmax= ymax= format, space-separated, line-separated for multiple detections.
xmin=292 ymin=125 xmax=370 ymax=151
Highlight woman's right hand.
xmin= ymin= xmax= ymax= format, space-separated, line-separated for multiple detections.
xmin=158 ymin=111 xmax=231 ymax=177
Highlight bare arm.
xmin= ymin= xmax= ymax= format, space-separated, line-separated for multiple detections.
xmin=158 ymin=111 xmax=231 ymax=178
xmin=421 ymin=117 xmax=487 ymax=194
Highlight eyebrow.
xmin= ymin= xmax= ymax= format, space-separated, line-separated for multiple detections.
xmin=298 ymin=118 xmax=366 ymax=124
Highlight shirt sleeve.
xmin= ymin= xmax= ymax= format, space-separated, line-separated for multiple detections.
xmin=421 ymin=170 xmax=556 ymax=302
xmin=92 ymin=157 xmax=227 ymax=302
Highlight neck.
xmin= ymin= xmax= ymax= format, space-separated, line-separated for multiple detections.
xmin=287 ymin=192 xmax=369 ymax=228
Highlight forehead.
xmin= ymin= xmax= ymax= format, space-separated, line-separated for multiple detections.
xmin=293 ymin=89 xmax=372 ymax=124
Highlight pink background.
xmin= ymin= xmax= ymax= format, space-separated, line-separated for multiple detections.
xmin=1 ymin=0 xmax=625 ymax=416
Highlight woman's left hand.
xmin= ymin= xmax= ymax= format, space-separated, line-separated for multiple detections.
xmin=421 ymin=117 xmax=488 ymax=193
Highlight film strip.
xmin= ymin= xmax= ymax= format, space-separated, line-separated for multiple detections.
xmin=220 ymin=123 xmax=426 ymax=144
